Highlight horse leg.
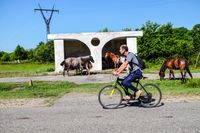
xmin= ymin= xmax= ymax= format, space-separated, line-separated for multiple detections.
xmin=79 ymin=64 xmax=83 ymax=75
xmin=85 ymin=62 xmax=90 ymax=75
xmin=169 ymin=70 xmax=171 ymax=79
xmin=186 ymin=66 xmax=193 ymax=79
xmin=62 ymin=66 xmax=65 ymax=76
xmin=66 ymin=66 xmax=70 ymax=76
xmin=63 ymin=69 xmax=65 ymax=76
xmin=183 ymin=71 xmax=186 ymax=78
xmin=180 ymin=70 xmax=186 ymax=83
xmin=172 ymin=71 xmax=175 ymax=79
xmin=171 ymin=70 xmax=175 ymax=80
xmin=183 ymin=71 xmax=187 ymax=82
xmin=169 ymin=69 xmax=173 ymax=79
xmin=75 ymin=68 xmax=78 ymax=75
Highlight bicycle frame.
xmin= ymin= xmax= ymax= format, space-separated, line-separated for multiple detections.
xmin=98 ymin=75 xmax=162 ymax=108
xmin=114 ymin=76 xmax=149 ymax=96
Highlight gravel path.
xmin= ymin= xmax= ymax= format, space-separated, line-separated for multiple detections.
xmin=0 ymin=73 xmax=199 ymax=84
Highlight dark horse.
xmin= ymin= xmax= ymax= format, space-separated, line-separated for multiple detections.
xmin=60 ymin=55 xmax=94 ymax=76
xmin=159 ymin=58 xmax=193 ymax=81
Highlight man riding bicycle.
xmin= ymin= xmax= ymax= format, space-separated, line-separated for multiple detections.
xmin=112 ymin=44 xmax=143 ymax=101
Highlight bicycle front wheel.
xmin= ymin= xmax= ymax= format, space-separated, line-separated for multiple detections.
xmin=140 ymin=84 xmax=162 ymax=108
xmin=98 ymin=85 xmax=122 ymax=109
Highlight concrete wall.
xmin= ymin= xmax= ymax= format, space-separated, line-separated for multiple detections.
xmin=48 ymin=31 xmax=143 ymax=73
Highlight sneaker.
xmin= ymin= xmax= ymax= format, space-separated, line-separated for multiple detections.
xmin=135 ymin=90 xmax=142 ymax=100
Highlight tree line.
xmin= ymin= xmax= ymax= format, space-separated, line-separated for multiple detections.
xmin=0 ymin=41 xmax=54 ymax=62
xmin=0 ymin=21 xmax=200 ymax=66
xmin=136 ymin=21 xmax=200 ymax=66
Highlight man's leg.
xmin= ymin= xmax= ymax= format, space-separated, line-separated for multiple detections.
xmin=122 ymin=70 xmax=141 ymax=91
xmin=122 ymin=69 xmax=142 ymax=99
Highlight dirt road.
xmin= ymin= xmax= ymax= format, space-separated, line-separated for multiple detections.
xmin=0 ymin=73 xmax=199 ymax=84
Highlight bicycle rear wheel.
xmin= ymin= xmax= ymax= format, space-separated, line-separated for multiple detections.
xmin=98 ymin=85 xmax=122 ymax=109
xmin=140 ymin=84 xmax=162 ymax=107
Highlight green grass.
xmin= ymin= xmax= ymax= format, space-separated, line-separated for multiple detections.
xmin=0 ymin=62 xmax=200 ymax=103
xmin=139 ymin=78 xmax=200 ymax=95
xmin=0 ymin=62 xmax=54 ymax=77
xmin=0 ymin=79 xmax=200 ymax=100
xmin=0 ymin=81 xmax=109 ymax=99
xmin=0 ymin=62 xmax=200 ymax=78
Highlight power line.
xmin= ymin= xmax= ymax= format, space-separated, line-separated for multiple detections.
xmin=34 ymin=3 xmax=59 ymax=41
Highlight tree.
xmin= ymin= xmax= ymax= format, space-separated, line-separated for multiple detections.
xmin=122 ymin=28 xmax=132 ymax=31
xmin=137 ymin=21 xmax=194 ymax=62
xmin=137 ymin=21 xmax=160 ymax=61
xmin=33 ymin=41 xmax=54 ymax=62
xmin=27 ymin=49 xmax=34 ymax=61
xmin=14 ymin=45 xmax=27 ymax=60
xmin=1 ymin=52 xmax=10 ymax=61
xmin=0 ymin=51 xmax=4 ymax=58
xmin=9 ymin=52 xmax=16 ymax=61
xmin=99 ymin=27 xmax=113 ymax=32
xmin=190 ymin=24 xmax=200 ymax=67
xmin=191 ymin=24 xmax=200 ymax=51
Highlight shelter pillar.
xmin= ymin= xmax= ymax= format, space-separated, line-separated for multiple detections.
xmin=127 ymin=37 xmax=137 ymax=54
xmin=54 ymin=40 xmax=64 ymax=73
xmin=90 ymin=46 xmax=102 ymax=71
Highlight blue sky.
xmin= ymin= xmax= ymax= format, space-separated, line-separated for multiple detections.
xmin=0 ymin=0 xmax=199 ymax=53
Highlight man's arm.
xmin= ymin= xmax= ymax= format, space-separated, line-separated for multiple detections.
xmin=113 ymin=61 xmax=128 ymax=75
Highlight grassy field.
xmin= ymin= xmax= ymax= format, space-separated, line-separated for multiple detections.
xmin=0 ymin=62 xmax=200 ymax=78
xmin=0 ymin=62 xmax=200 ymax=102
xmin=0 ymin=79 xmax=200 ymax=100
xmin=0 ymin=62 xmax=54 ymax=77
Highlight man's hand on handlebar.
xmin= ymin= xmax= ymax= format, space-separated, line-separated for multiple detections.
xmin=112 ymin=70 xmax=119 ymax=76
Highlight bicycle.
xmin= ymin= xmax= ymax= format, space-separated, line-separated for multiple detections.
xmin=98 ymin=75 xmax=162 ymax=109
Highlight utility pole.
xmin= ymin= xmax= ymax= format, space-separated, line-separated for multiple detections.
xmin=34 ymin=4 xmax=59 ymax=41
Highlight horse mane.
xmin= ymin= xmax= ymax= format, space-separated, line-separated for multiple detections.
xmin=80 ymin=55 xmax=90 ymax=60
xmin=80 ymin=55 xmax=94 ymax=63
xmin=106 ymin=51 xmax=118 ymax=57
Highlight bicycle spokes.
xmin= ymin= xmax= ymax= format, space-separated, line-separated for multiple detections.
xmin=140 ymin=84 xmax=162 ymax=107
xmin=98 ymin=85 xmax=122 ymax=109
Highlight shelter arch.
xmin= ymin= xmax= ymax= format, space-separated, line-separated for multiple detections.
xmin=102 ymin=37 xmax=126 ymax=69
xmin=64 ymin=39 xmax=91 ymax=58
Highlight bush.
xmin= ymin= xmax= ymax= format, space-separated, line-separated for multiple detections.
xmin=46 ymin=68 xmax=55 ymax=72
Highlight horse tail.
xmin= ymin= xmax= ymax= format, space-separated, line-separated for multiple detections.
xmin=185 ymin=60 xmax=193 ymax=79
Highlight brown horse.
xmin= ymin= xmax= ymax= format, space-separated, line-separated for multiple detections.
xmin=105 ymin=51 xmax=120 ymax=69
xmin=159 ymin=58 xmax=193 ymax=81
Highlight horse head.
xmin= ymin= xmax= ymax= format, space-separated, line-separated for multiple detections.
xmin=159 ymin=71 xmax=165 ymax=80
xmin=60 ymin=60 xmax=65 ymax=66
xmin=159 ymin=61 xmax=167 ymax=80
xmin=105 ymin=52 xmax=111 ymax=59
xmin=89 ymin=55 xmax=94 ymax=63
